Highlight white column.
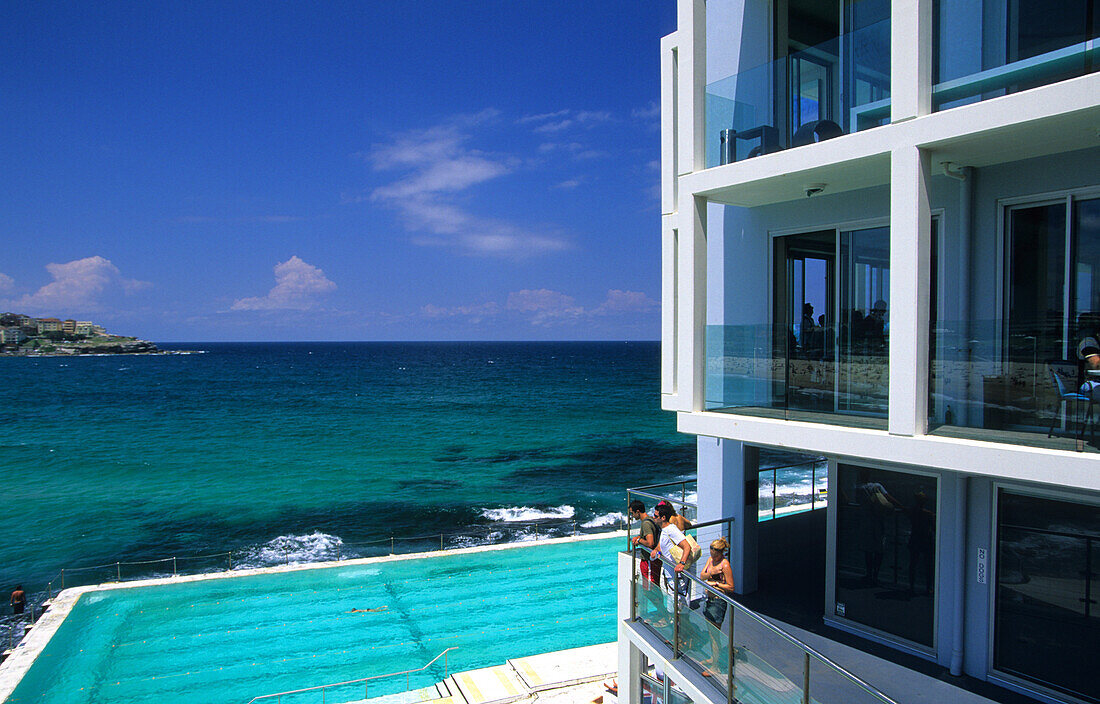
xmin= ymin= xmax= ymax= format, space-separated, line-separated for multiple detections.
xmin=889 ymin=146 xmax=932 ymax=436
xmin=617 ymin=551 xmax=644 ymax=704
xmin=891 ymin=0 xmax=933 ymax=122
xmin=673 ymin=193 xmax=707 ymax=412
xmin=676 ymin=0 xmax=706 ymax=176
xmin=697 ymin=437 xmax=759 ymax=593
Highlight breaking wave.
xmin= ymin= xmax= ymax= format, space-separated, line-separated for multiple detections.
xmin=481 ymin=505 xmax=575 ymax=522
xmin=234 ymin=531 xmax=344 ymax=569
xmin=582 ymin=512 xmax=625 ymax=528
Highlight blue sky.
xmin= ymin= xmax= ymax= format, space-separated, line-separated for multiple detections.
xmin=0 ymin=2 xmax=675 ymax=341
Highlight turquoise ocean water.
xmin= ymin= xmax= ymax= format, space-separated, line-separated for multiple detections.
xmin=0 ymin=342 xmax=694 ymax=595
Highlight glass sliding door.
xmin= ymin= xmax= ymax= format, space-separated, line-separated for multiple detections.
xmin=839 ymin=226 xmax=890 ymax=415
xmin=1002 ymin=196 xmax=1100 ymax=432
xmin=771 ymin=225 xmax=888 ymax=423
xmin=994 ymin=490 xmax=1100 ymax=702
xmin=774 ymin=231 xmax=836 ymax=415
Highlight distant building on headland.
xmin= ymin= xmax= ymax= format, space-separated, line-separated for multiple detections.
xmin=0 ymin=328 xmax=26 ymax=345
xmin=35 ymin=318 xmax=63 ymax=334
xmin=0 ymin=312 xmax=111 ymax=347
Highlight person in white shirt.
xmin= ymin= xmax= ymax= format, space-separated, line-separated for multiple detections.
xmin=654 ymin=503 xmax=700 ymax=607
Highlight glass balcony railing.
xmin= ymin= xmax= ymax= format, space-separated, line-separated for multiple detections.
xmin=934 ymin=3 xmax=1100 ymax=112
xmin=705 ymin=18 xmax=891 ymax=168
xmin=929 ymin=318 xmax=1100 ymax=452
xmin=706 ymin=323 xmax=889 ymax=428
xmin=629 ymin=539 xmax=899 ymax=704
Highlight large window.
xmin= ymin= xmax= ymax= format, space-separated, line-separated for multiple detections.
xmin=834 ymin=464 xmax=937 ymax=647
xmin=994 ymin=490 xmax=1100 ymax=702
xmin=1006 ymin=195 xmax=1100 ymax=428
xmin=930 ymin=192 xmax=1100 ymax=449
xmin=934 ymin=0 xmax=1100 ymax=111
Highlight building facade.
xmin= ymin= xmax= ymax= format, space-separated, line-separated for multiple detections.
xmin=619 ymin=2 xmax=1100 ymax=704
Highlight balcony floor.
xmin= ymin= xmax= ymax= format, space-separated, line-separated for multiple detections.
xmin=709 ymin=405 xmax=889 ymax=431
xmin=927 ymin=424 xmax=1100 ymax=454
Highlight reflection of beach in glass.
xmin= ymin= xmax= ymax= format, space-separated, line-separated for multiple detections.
xmin=758 ymin=459 xmax=828 ymax=521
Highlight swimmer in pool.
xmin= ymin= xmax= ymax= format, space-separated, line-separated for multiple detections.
xmin=347 ymin=606 xmax=388 ymax=613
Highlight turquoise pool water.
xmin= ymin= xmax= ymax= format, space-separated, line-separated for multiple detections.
xmin=5 ymin=537 xmax=618 ymax=704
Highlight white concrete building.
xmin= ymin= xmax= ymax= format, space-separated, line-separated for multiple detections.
xmin=619 ymin=2 xmax=1100 ymax=704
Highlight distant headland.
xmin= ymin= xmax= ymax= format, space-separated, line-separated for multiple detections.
xmin=0 ymin=312 xmax=173 ymax=356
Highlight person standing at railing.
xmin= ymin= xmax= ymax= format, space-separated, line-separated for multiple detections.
xmin=629 ymin=500 xmax=660 ymax=584
xmin=699 ymin=538 xmax=735 ymax=676
xmin=9 ymin=585 xmax=25 ymax=615
xmin=654 ymin=503 xmax=700 ymax=607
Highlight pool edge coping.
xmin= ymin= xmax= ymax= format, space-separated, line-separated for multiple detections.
xmin=0 ymin=530 xmax=625 ymax=702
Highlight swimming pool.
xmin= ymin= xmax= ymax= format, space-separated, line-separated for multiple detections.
xmin=3 ymin=535 xmax=619 ymax=704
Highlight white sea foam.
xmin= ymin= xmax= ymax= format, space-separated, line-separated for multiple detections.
xmin=235 ymin=531 xmax=344 ymax=569
xmin=582 ymin=512 xmax=625 ymax=528
xmin=481 ymin=505 xmax=575 ymax=522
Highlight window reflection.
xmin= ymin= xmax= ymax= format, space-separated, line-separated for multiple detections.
xmin=835 ymin=465 xmax=937 ymax=646
xmin=995 ymin=491 xmax=1100 ymax=702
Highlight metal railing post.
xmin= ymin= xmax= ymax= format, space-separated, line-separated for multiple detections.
xmin=391 ymin=536 xmax=395 ymax=554
xmin=61 ymin=569 xmax=65 ymax=590
xmin=811 ymin=463 xmax=816 ymax=510
xmin=802 ymin=652 xmax=810 ymax=704
xmin=173 ymin=557 xmax=178 ymax=577
xmin=534 ymin=524 xmax=538 ymax=542
xmin=47 ymin=581 xmax=52 ymax=600
xmin=284 ymin=548 xmax=290 ymax=565
xmin=772 ymin=468 xmax=777 ymax=520
xmin=672 ymin=575 xmax=681 ymax=659
xmin=630 ymin=548 xmax=638 ymax=622
xmin=228 ymin=553 xmax=233 ymax=571
xmin=337 ymin=544 xmax=341 ymax=561
xmin=573 ymin=520 xmax=577 ymax=536
xmin=727 ymin=616 xmax=735 ymax=704
xmin=116 ymin=562 xmax=121 ymax=582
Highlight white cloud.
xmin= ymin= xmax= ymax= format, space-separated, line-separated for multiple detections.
xmin=421 ymin=287 xmax=659 ymax=329
xmin=421 ymin=301 xmax=500 ymax=322
xmin=506 ymin=288 xmax=585 ymax=326
xmin=553 ymin=179 xmax=582 ymax=189
xmin=363 ymin=113 xmax=570 ymax=257
xmin=517 ymin=109 xmax=570 ymax=124
xmin=527 ymin=110 xmax=613 ymax=135
xmin=0 ymin=273 xmax=13 ymax=293
xmin=533 ymin=119 xmax=574 ymax=134
xmin=593 ymin=289 xmax=658 ymax=314
xmin=230 ymin=256 xmax=336 ymax=311
xmin=631 ymin=102 xmax=660 ymax=120
xmin=11 ymin=256 xmax=150 ymax=313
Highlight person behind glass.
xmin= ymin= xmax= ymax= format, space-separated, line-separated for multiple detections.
xmin=629 ymin=500 xmax=660 ymax=584
xmin=856 ymin=469 xmax=901 ymax=586
xmin=801 ymin=302 xmax=816 ymax=348
xmin=1077 ymin=312 xmax=1100 ymax=399
xmin=699 ymin=538 xmax=735 ymax=675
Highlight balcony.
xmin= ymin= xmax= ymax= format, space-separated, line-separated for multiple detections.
xmin=934 ymin=1 xmax=1100 ymax=112
xmin=929 ymin=317 xmax=1100 ymax=454
xmin=705 ymin=19 xmax=890 ymax=170
xmin=627 ymin=539 xmax=899 ymax=704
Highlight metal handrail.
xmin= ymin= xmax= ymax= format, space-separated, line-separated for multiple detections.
xmin=34 ymin=516 xmax=625 ymax=599
xmin=244 ymin=646 xmax=458 ymax=704
xmin=630 ymin=543 xmax=899 ymax=704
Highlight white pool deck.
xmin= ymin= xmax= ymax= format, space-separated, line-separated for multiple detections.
xmin=0 ymin=532 xmax=624 ymax=704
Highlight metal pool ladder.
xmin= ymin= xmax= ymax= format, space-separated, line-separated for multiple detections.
xmin=244 ymin=646 xmax=458 ymax=704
